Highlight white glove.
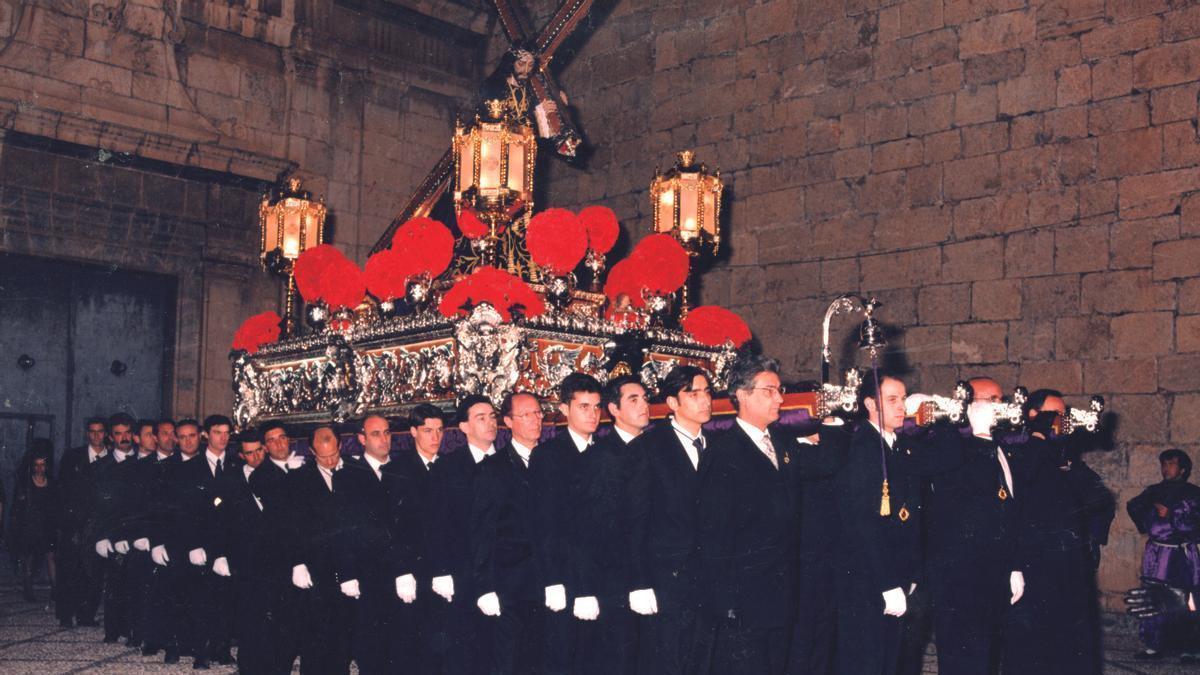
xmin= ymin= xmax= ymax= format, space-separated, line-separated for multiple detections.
xmin=573 ymin=595 xmax=600 ymax=621
xmin=904 ymin=394 xmax=933 ymax=416
xmin=213 ymin=557 xmax=231 ymax=577
xmin=545 ymin=584 xmax=567 ymax=612
xmin=477 ymin=591 xmax=502 ymax=617
xmin=114 ymin=540 xmax=130 ymax=555
xmin=292 ymin=564 xmax=313 ymax=589
xmin=909 ymin=582 xmax=917 ymax=594
xmin=882 ymin=587 xmax=907 ymax=617
xmin=340 ymin=579 xmax=361 ymax=599
xmin=151 ymin=545 xmax=169 ymax=566
xmin=287 ymin=454 xmax=306 ymax=470
xmin=133 ymin=538 xmax=150 ymax=552
xmin=396 ymin=574 xmax=417 ymax=603
xmin=967 ymin=401 xmax=995 ymax=438
xmin=1010 ymin=570 xmax=1025 ymax=605
xmin=188 ymin=548 xmax=207 ymax=566
xmin=432 ymin=575 xmax=455 ymax=602
xmin=629 ymin=588 xmax=659 ymax=616
xmin=95 ymin=539 xmax=113 ymax=558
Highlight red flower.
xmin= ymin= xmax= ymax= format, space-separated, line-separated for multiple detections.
xmin=438 ymin=266 xmax=545 ymax=321
xmin=631 ymin=234 xmax=690 ymax=295
xmin=391 ymin=217 xmax=455 ymax=278
xmin=293 ymin=244 xmax=347 ymax=303
xmin=363 ymin=249 xmax=414 ymax=301
xmin=579 ymin=205 xmax=620 ymax=254
xmin=319 ymin=258 xmax=366 ymax=310
xmin=457 ymin=208 xmax=490 ymax=239
xmin=603 ymin=257 xmax=646 ymax=309
xmin=682 ymin=305 xmax=752 ymax=347
xmin=526 ymin=208 xmax=588 ymax=276
xmin=232 ymin=311 xmax=282 ymax=354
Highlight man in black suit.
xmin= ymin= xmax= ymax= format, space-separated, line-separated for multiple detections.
xmin=132 ymin=421 xmax=178 ymax=656
xmin=334 ymin=414 xmax=415 ymax=675
xmin=918 ymin=377 xmax=1026 ymax=675
xmin=382 ymin=404 xmax=446 ymax=674
xmin=696 ymin=355 xmax=847 ymax=675
xmin=284 ymin=423 xmax=353 ymax=675
xmin=832 ymin=373 xmax=961 ymax=675
xmin=56 ymin=416 xmax=108 ymax=628
xmin=486 ymin=391 xmax=547 ymax=673
xmin=92 ymin=413 xmax=140 ymax=643
xmin=123 ymin=419 xmax=159 ymax=650
xmin=627 ymin=365 xmax=712 ymax=675
xmin=528 ymin=373 xmax=604 ymax=675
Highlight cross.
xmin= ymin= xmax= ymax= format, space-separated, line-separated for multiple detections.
xmin=371 ymin=0 xmax=597 ymax=254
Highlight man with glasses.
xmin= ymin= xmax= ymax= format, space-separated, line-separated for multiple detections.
xmin=695 ymin=355 xmax=847 ymax=674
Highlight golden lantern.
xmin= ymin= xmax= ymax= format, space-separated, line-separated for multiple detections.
xmin=259 ymin=177 xmax=327 ymax=335
xmin=650 ymin=151 xmax=723 ymax=317
xmin=453 ymin=100 xmax=538 ymax=267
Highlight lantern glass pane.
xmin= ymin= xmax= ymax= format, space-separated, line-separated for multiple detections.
xmin=702 ymin=192 xmax=716 ymax=237
xmin=656 ymin=189 xmax=674 ymax=233
xmin=480 ymin=130 xmax=502 ymax=190
xmin=679 ymin=182 xmax=699 ymax=239
xmin=282 ymin=209 xmax=302 ymax=258
xmin=507 ymin=143 xmax=524 ymax=192
xmin=262 ymin=206 xmax=280 ymax=255
xmin=458 ymin=137 xmax=475 ymax=192
xmin=302 ymin=210 xmax=323 ymax=250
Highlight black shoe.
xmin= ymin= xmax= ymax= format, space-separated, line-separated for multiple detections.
xmin=212 ymin=649 xmax=234 ymax=665
xmin=164 ymin=649 xmax=180 ymax=664
xmin=126 ymin=638 xmax=141 ymax=649
xmin=1136 ymin=649 xmax=1162 ymax=661
xmin=102 ymin=635 xmax=119 ymax=644
xmin=141 ymin=644 xmax=160 ymax=657
xmin=58 ymin=618 xmax=73 ymax=629
xmin=192 ymin=657 xmax=210 ymax=670
xmin=77 ymin=618 xmax=99 ymax=627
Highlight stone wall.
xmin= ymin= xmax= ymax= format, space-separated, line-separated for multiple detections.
xmin=0 ymin=0 xmax=489 ymax=418
xmin=538 ymin=0 xmax=1200 ymax=608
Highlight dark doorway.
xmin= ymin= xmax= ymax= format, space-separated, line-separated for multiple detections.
xmin=0 ymin=253 xmax=175 ymax=484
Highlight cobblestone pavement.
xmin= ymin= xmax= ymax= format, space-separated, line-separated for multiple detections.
xmin=0 ymin=564 xmax=1196 ymax=674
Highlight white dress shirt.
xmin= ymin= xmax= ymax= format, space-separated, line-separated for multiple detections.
xmin=566 ymin=428 xmax=592 ymax=453
xmin=206 ymin=450 xmax=225 ymax=477
xmin=671 ymin=420 xmax=704 ymax=470
xmin=113 ymin=449 xmax=132 ymax=463
xmin=511 ymin=440 xmax=534 ymax=467
xmin=869 ymin=421 xmax=897 ymax=448
xmin=88 ymin=446 xmax=107 ymax=463
xmin=736 ymin=418 xmax=778 ymax=469
xmin=468 ymin=443 xmax=496 ymax=464
xmin=270 ymin=456 xmax=289 ymax=472
xmin=364 ymin=453 xmax=389 ymax=480
xmin=317 ymin=459 xmax=343 ymax=491
xmin=613 ymin=426 xmax=638 ymax=445
xmin=418 ymin=452 xmax=437 ymax=471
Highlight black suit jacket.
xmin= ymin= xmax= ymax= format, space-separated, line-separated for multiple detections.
xmin=281 ymin=461 xmax=343 ymax=585
xmin=472 ymin=443 xmax=541 ymax=605
xmin=381 ymin=447 xmax=439 ymax=582
xmin=528 ymin=430 xmax=594 ymax=594
xmin=210 ymin=467 xmax=284 ymax=580
xmin=627 ymin=423 xmax=706 ymax=609
xmin=696 ymin=421 xmax=835 ymax=628
xmin=574 ymin=431 xmax=642 ymax=602
xmin=57 ymin=446 xmax=107 ymax=540
xmin=332 ymin=456 xmax=407 ymax=583
xmin=427 ymin=447 xmax=493 ymax=599
xmin=94 ymin=453 xmax=145 ymax=543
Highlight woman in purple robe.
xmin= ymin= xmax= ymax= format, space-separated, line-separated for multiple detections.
xmin=1127 ymin=448 xmax=1200 ymax=660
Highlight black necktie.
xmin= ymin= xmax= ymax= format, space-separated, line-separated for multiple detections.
xmin=693 ymin=436 xmax=705 ymax=458
xmin=215 ymin=458 xmax=223 ymax=476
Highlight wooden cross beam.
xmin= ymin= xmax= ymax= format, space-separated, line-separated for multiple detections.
xmin=370 ymin=0 xmax=597 ymax=254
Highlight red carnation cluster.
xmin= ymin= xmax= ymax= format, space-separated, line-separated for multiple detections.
xmin=438 ymin=266 xmax=545 ymax=321
xmin=365 ymin=218 xmax=456 ymax=301
xmin=682 ymin=305 xmax=752 ymax=347
xmin=526 ymin=208 xmax=588 ymax=276
xmin=602 ymin=234 xmax=690 ymax=308
xmin=293 ymin=245 xmax=365 ymax=309
xmin=457 ymin=208 xmax=491 ymax=239
xmin=232 ymin=311 xmax=282 ymax=354
xmin=578 ymin=205 xmax=620 ymax=254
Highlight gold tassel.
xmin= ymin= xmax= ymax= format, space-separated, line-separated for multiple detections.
xmin=880 ymin=479 xmax=891 ymax=517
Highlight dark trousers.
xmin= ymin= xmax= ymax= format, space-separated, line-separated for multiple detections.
xmin=127 ymin=550 xmax=156 ymax=644
xmin=835 ymin=586 xmax=903 ymax=675
xmin=350 ymin=573 xmax=403 ymax=675
xmin=542 ymin=602 xmax=575 ymax=675
xmin=698 ymin=620 xmax=790 ymax=675
xmin=932 ymin=569 xmax=1008 ymax=675
xmin=480 ymin=597 xmax=542 ymax=675
xmin=101 ymin=553 xmax=131 ymax=640
xmin=1004 ymin=550 xmax=1101 ymax=675
xmin=55 ymin=535 xmax=101 ymax=624
xmin=897 ymin=585 xmax=934 ymax=675
xmin=233 ymin=575 xmax=285 ymax=675
xmin=637 ymin=602 xmax=699 ymax=675
xmin=575 ymin=596 xmax=636 ymax=675
xmin=789 ymin=566 xmax=836 ymax=675
xmin=298 ymin=583 xmax=353 ymax=675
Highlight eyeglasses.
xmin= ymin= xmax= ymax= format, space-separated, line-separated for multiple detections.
xmin=511 ymin=410 xmax=545 ymax=420
xmin=751 ymin=385 xmax=787 ymax=396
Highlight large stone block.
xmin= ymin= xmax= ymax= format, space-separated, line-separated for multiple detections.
xmin=918 ymin=282 xmax=971 ymax=324
xmin=1111 ymin=311 xmax=1175 ymax=357
xmin=950 ymin=321 xmax=1009 ymax=363
xmin=1083 ymin=358 xmax=1158 ymax=393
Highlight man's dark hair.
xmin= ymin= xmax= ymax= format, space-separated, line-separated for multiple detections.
xmin=107 ymin=412 xmax=135 ymax=430
xmin=203 ymin=414 xmax=233 ymax=432
xmin=660 ymin=365 xmax=707 ymax=402
xmin=1023 ymin=388 xmax=1065 ymax=419
xmin=237 ymin=427 xmax=264 ymax=445
xmin=727 ymin=355 xmax=781 ymax=409
xmin=155 ymin=418 xmax=175 ymax=432
xmin=559 ymin=372 xmax=602 ymax=404
xmin=260 ymin=421 xmax=288 ymax=438
xmin=1161 ymin=448 xmax=1193 ymax=481
xmin=85 ymin=416 xmax=107 ymax=430
xmin=175 ymin=418 xmax=200 ymax=433
xmin=457 ymin=395 xmax=496 ymax=424
xmin=603 ymin=375 xmax=644 ymax=411
xmin=307 ymin=423 xmax=336 ymax=446
xmin=135 ymin=419 xmax=156 ymax=436
xmin=409 ymin=404 xmax=444 ymax=429
xmin=857 ymin=370 xmax=902 ymax=413
xmin=500 ymin=391 xmax=539 ymax=419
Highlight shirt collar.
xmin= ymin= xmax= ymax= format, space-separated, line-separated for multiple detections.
xmin=364 ymin=453 xmax=388 ymax=475
xmin=318 ymin=459 xmax=344 ymax=474
xmin=418 ymin=452 xmax=437 ymax=468
xmin=566 ymin=428 xmax=592 ymax=453
xmin=869 ymin=421 xmax=897 ymax=447
xmin=242 ymin=464 xmax=255 ymax=481
xmin=671 ymin=418 xmax=704 ymax=444
xmin=511 ymin=439 xmax=534 ymax=463
xmin=736 ymin=417 xmax=769 ymax=445
xmin=270 ymin=455 xmax=290 ymax=471
xmin=613 ymin=426 xmax=638 ymax=445
xmin=181 ymin=452 xmax=198 ymax=461
xmin=113 ymin=449 xmax=132 ymax=463
xmin=88 ymin=446 xmax=107 ymax=462
xmin=468 ymin=443 xmax=495 ymax=464
xmin=156 ymin=451 xmax=172 ymax=462
xmin=206 ymin=449 xmax=225 ymax=466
